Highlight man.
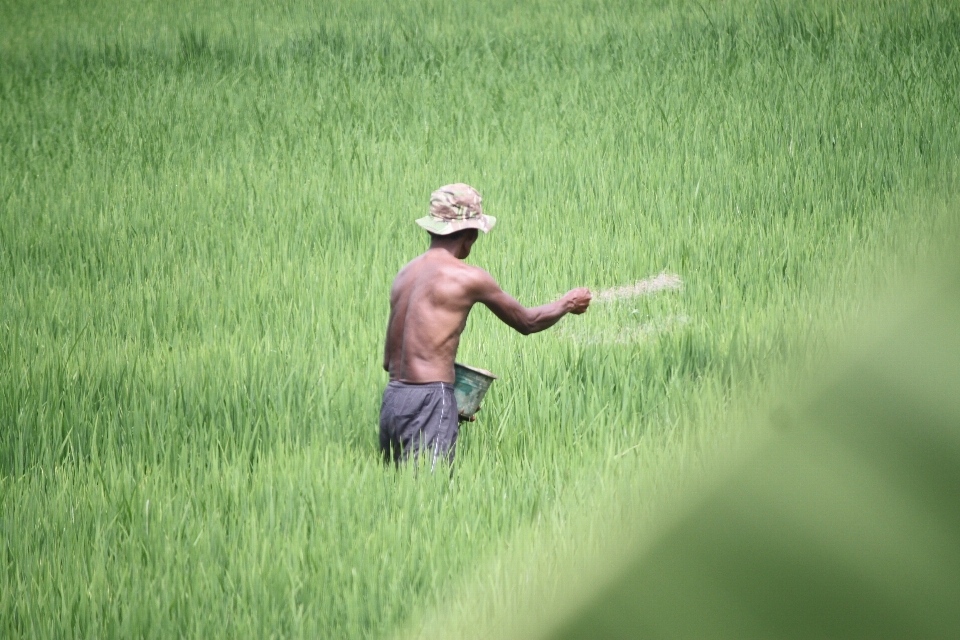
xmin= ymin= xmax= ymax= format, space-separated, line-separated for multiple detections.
xmin=380 ymin=183 xmax=592 ymax=467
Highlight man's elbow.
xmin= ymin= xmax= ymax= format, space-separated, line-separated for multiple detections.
xmin=515 ymin=318 xmax=536 ymax=335
xmin=498 ymin=310 xmax=535 ymax=335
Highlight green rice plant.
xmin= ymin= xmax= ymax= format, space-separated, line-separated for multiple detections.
xmin=1 ymin=0 xmax=958 ymax=637
xmin=546 ymin=251 xmax=960 ymax=640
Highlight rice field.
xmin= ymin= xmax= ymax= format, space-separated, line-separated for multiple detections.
xmin=1 ymin=0 xmax=958 ymax=637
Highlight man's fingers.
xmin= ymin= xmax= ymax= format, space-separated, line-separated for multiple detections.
xmin=569 ymin=288 xmax=591 ymax=314
xmin=565 ymin=289 xmax=592 ymax=309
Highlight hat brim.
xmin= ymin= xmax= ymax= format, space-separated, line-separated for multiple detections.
xmin=415 ymin=214 xmax=496 ymax=235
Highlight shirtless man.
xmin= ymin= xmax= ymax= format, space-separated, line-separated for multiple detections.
xmin=380 ymin=184 xmax=592 ymax=466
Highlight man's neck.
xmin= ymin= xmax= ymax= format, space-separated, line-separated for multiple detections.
xmin=428 ymin=236 xmax=465 ymax=259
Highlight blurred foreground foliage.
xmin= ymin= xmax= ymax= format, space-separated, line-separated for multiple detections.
xmin=552 ymin=258 xmax=960 ymax=638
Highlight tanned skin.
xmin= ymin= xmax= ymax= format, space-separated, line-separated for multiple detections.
xmin=383 ymin=229 xmax=592 ymax=388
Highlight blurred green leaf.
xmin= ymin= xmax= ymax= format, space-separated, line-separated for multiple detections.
xmin=554 ymin=263 xmax=960 ymax=639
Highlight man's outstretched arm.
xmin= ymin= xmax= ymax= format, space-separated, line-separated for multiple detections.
xmin=472 ymin=270 xmax=591 ymax=335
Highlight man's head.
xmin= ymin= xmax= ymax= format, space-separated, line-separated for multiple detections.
xmin=415 ymin=184 xmax=497 ymax=236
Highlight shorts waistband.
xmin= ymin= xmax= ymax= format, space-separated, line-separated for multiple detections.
xmin=387 ymin=380 xmax=453 ymax=390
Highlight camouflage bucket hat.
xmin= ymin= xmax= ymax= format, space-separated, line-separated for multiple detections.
xmin=415 ymin=183 xmax=497 ymax=235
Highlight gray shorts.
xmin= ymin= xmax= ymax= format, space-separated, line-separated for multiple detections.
xmin=379 ymin=381 xmax=459 ymax=467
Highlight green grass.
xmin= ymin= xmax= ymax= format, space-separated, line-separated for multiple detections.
xmin=1 ymin=0 xmax=958 ymax=637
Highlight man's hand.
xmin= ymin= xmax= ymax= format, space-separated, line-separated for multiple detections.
xmin=563 ymin=288 xmax=592 ymax=314
xmin=458 ymin=406 xmax=479 ymax=423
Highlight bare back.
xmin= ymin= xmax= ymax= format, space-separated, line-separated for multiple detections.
xmin=384 ymin=249 xmax=482 ymax=383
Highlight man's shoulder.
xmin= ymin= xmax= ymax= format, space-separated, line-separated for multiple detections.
xmin=448 ymin=260 xmax=494 ymax=287
xmin=402 ymin=252 xmax=498 ymax=295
